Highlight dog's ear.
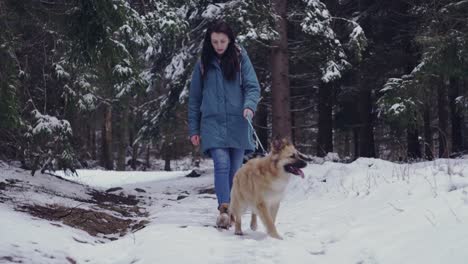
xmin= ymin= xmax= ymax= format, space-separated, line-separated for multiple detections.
xmin=271 ymin=137 xmax=289 ymax=153
xmin=271 ymin=138 xmax=282 ymax=153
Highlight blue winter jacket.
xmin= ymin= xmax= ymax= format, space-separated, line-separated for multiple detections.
xmin=188 ymin=47 xmax=260 ymax=156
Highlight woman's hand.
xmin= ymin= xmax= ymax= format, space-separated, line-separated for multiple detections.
xmin=243 ymin=108 xmax=254 ymax=120
xmin=190 ymin=135 xmax=200 ymax=146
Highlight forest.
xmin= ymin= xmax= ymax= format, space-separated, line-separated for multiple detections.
xmin=0 ymin=0 xmax=467 ymax=173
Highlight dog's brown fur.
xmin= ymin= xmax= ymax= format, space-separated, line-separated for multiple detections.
xmin=229 ymin=138 xmax=307 ymax=239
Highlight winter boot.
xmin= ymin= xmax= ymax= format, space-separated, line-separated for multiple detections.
xmin=216 ymin=203 xmax=230 ymax=229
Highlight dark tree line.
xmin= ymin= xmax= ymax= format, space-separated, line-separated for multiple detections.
xmin=0 ymin=0 xmax=467 ymax=173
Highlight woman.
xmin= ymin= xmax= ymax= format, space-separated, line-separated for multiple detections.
xmin=188 ymin=20 xmax=260 ymax=227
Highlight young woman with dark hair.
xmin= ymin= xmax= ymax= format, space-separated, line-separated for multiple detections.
xmin=201 ymin=20 xmax=240 ymax=81
xmin=188 ymin=20 xmax=260 ymax=228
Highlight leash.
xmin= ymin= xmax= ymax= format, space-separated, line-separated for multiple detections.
xmin=246 ymin=116 xmax=267 ymax=155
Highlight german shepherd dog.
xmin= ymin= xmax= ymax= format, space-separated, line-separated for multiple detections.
xmin=229 ymin=138 xmax=307 ymax=239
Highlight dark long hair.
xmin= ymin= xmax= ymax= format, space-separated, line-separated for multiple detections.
xmin=201 ymin=20 xmax=240 ymax=81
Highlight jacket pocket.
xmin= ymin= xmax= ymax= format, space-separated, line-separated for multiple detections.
xmin=200 ymin=90 xmax=218 ymax=117
xmin=225 ymin=81 xmax=243 ymax=115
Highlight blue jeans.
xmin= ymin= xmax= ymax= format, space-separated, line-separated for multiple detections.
xmin=210 ymin=148 xmax=244 ymax=206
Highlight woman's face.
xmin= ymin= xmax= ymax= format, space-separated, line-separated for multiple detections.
xmin=211 ymin=32 xmax=230 ymax=56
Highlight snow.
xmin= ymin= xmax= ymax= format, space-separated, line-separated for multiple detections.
xmin=202 ymin=4 xmax=224 ymax=19
xmin=411 ymin=61 xmax=426 ymax=75
xmin=164 ymin=49 xmax=190 ymax=81
xmin=445 ymin=0 xmax=468 ymax=8
xmin=144 ymin=46 xmax=154 ymax=61
xmin=300 ymin=1 xmax=335 ymax=39
xmin=53 ymin=64 xmax=70 ymax=80
xmin=380 ymin=78 xmax=402 ymax=93
xmin=388 ymin=103 xmax=406 ymax=115
xmin=110 ymin=39 xmax=130 ymax=56
xmin=31 ymin=110 xmax=72 ymax=135
xmin=76 ymin=77 xmax=92 ymax=89
xmin=119 ymin=24 xmax=133 ymax=35
xmin=2 ymin=157 xmax=468 ymax=263
xmin=113 ymin=64 xmax=133 ymax=76
xmin=321 ymin=60 xmax=342 ymax=82
xmin=349 ymin=25 xmax=363 ymax=40
xmin=57 ymin=169 xmax=191 ymax=189
xmin=78 ymin=93 xmax=97 ymax=110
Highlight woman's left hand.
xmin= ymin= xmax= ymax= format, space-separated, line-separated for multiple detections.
xmin=243 ymin=108 xmax=254 ymax=120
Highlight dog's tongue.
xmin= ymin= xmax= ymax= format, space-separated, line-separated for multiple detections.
xmin=294 ymin=168 xmax=305 ymax=178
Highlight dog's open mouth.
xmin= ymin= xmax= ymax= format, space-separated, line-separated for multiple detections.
xmin=284 ymin=164 xmax=305 ymax=178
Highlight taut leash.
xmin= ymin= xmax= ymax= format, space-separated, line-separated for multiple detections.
xmin=246 ymin=116 xmax=267 ymax=155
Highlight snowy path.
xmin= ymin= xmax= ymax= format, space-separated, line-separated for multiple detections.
xmin=110 ymin=170 xmax=322 ymax=264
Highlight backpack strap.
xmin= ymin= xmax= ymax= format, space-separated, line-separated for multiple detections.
xmin=235 ymin=44 xmax=242 ymax=88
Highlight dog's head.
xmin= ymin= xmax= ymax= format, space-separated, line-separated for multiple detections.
xmin=270 ymin=138 xmax=307 ymax=178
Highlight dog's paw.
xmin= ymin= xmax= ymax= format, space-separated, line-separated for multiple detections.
xmin=250 ymin=222 xmax=257 ymax=231
xmin=234 ymin=230 xmax=244 ymax=236
xmin=269 ymin=232 xmax=283 ymax=240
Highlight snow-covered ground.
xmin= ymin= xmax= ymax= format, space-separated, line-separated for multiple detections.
xmin=1 ymin=157 xmax=468 ymax=264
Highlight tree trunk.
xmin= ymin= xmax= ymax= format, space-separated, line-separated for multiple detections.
xmin=317 ymin=81 xmax=334 ymax=157
xmin=85 ymin=119 xmax=96 ymax=161
xmin=116 ymin=104 xmax=129 ymax=171
xmin=101 ymin=104 xmax=113 ymax=170
xmin=406 ymin=128 xmax=421 ymax=160
xmin=129 ymin=110 xmax=141 ymax=170
xmin=129 ymin=127 xmax=139 ymax=170
xmin=353 ymin=127 xmax=359 ymax=159
xmin=83 ymin=121 xmax=90 ymax=160
xmin=161 ymin=140 xmax=172 ymax=171
xmin=358 ymin=90 xmax=375 ymax=157
xmin=449 ymin=77 xmax=463 ymax=154
xmin=164 ymin=157 xmax=171 ymax=171
xmin=423 ymin=107 xmax=433 ymax=160
xmin=271 ymin=0 xmax=291 ymax=140
xmin=464 ymin=78 xmax=468 ymax=151
xmin=91 ymin=127 xmax=97 ymax=160
xmin=344 ymin=129 xmax=351 ymax=158
xmin=145 ymin=144 xmax=150 ymax=169
xmin=437 ymin=77 xmax=449 ymax=158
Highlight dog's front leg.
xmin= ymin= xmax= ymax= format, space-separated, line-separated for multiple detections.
xmin=256 ymin=201 xmax=282 ymax=240
xmin=230 ymin=200 xmax=243 ymax=236
xmin=250 ymin=213 xmax=257 ymax=231
xmin=270 ymin=202 xmax=280 ymax=224
xmin=233 ymin=214 xmax=243 ymax=236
